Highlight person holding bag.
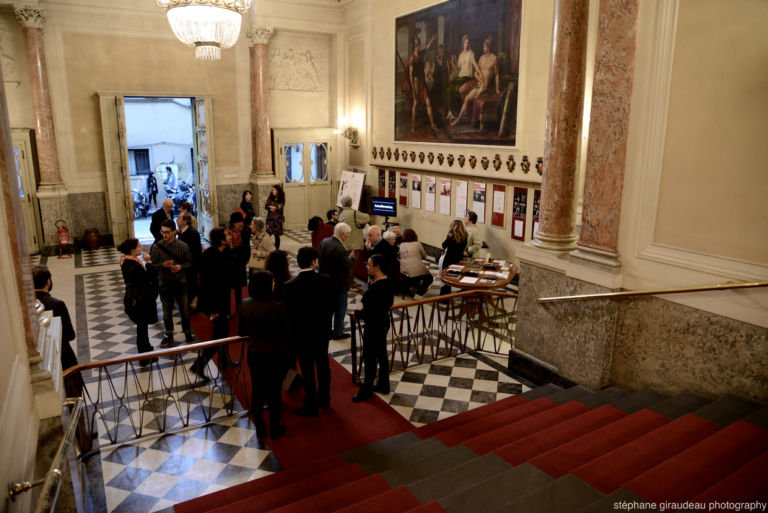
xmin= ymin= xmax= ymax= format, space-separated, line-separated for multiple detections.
xmin=248 ymin=217 xmax=275 ymax=273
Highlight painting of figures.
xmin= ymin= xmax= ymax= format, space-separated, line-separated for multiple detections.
xmin=395 ymin=0 xmax=521 ymax=146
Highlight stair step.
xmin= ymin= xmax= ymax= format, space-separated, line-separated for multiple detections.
xmin=649 ymin=391 xmax=712 ymax=419
xmin=572 ymin=413 xmax=721 ymax=493
xmin=404 ymin=502 xmax=449 ymax=513
xmin=691 ymin=394 xmax=763 ymax=427
xmin=529 ymin=409 xmax=669 ymax=478
xmin=488 ymin=474 xmax=603 ymax=513
xmin=267 ymin=474 xmax=391 ymax=513
xmin=611 ymin=389 xmax=670 ymax=414
xmin=173 ymin=454 xmax=346 ymax=513
xmin=575 ymin=488 xmax=650 ymax=513
xmin=624 ymin=420 xmax=768 ymax=503
xmin=341 ymin=431 xmax=421 ymax=465
xmin=496 ymin=405 xmax=627 ymax=465
xmin=406 ymin=453 xmax=512 ymax=504
xmin=464 ymin=401 xmax=591 ymax=455
xmin=436 ymin=398 xmax=556 ymax=446
xmin=206 ymin=463 xmax=367 ymax=513
xmin=413 ymin=395 xmax=527 ymax=439
xmin=436 ymin=463 xmax=553 ymax=513
xmin=547 ymin=385 xmax=596 ymax=405
xmin=519 ymin=383 xmax=563 ymax=401
xmin=692 ymin=450 xmax=768 ymax=507
xmin=579 ymin=387 xmax=630 ymax=409
xmin=334 ymin=487 xmax=421 ymax=513
xmin=359 ymin=437 xmax=448 ymax=474
xmin=744 ymin=405 xmax=768 ymax=430
xmin=381 ymin=445 xmax=477 ymax=488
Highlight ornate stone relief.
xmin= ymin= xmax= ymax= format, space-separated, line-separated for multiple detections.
xmin=269 ymin=46 xmax=327 ymax=92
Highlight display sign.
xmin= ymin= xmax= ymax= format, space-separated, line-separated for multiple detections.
xmin=455 ymin=180 xmax=468 ymax=218
xmin=399 ymin=172 xmax=408 ymax=206
xmin=378 ymin=169 xmax=386 ymax=197
xmin=512 ymin=186 xmax=527 ymax=241
xmin=532 ymin=189 xmax=541 ymax=239
xmin=411 ymin=174 xmax=422 ymax=209
xmin=492 ymin=184 xmax=506 ymax=227
xmin=336 ymin=170 xmax=366 ymax=210
xmin=440 ymin=178 xmax=451 ymax=215
xmin=472 ymin=182 xmax=487 ymax=224
xmin=425 ymin=176 xmax=436 ymax=212
xmin=388 ymin=170 xmax=396 ymax=199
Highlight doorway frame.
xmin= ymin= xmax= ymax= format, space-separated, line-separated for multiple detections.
xmin=98 ymin=91 xmax=218 ymax=245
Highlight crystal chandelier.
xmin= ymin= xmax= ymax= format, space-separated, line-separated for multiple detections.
xmin=155 ymin=0 xmax=252 ymax=61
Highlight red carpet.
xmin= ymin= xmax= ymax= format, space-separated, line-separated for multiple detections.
xmin=692 ymin=451 xmax=768 ymax=506
xmin=268 ymin=475 xmax=391 ymax=513
xmin=413 ymin=395 xmax=527 ymax=439
xmin=334 ymin=487 xmax=421 ymax=513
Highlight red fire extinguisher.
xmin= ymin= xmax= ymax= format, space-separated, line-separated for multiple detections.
xmin=55 ymin=219 xmax=72 ymax=259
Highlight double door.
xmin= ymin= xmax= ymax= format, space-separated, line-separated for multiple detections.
xmin=273 ymin=129 xmax=333 ymax=229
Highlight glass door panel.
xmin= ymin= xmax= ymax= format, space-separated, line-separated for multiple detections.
xmin=284 ymin=143 xmax=305 ymax=184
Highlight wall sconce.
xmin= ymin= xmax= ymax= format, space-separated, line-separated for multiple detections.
xmin=343 ymin=126 xmax=359 ymax=147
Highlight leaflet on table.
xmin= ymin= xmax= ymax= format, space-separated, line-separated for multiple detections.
xmin=482 ymin=271 xmax=509 ymax=279
xmin=459 ymin=276 xmax=479 ymax=284
xmin=447 ymin=264 xmax=464 ymax=271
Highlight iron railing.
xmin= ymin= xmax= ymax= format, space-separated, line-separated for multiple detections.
xmin=348 ymin=290 xmax=518 ymax=383
xmin=62 ymin=336 xmax=249 ymax=457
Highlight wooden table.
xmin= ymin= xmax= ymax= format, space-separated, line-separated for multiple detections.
xmin=439 ymin=259 xmax=518 ymax=324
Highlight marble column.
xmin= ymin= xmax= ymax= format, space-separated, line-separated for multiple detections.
xmin=247 ymin=25 xmax=274 ymax=176
xmin=16 ymin=6 xmax=69 ymax=247
xmin=532 ymin=0 xmax=590 ymax=252
xmin=571 ymin=0 xmax=640 ymax=268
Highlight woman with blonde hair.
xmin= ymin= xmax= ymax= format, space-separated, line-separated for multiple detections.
xmin=439 ymin=219 xmax=468 ymax=295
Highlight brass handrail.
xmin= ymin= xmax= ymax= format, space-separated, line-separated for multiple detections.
xmin=8 ymin=397 xmax=84 ymax=513
xmin=348 ymin=289 xmax=518 ymax=381
xmin=537 ymin=281 xmax=768 ymax=303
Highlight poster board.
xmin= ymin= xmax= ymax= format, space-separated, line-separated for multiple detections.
xmin=511 ymin=186 xmax=528 ymax=241
xmin=425 ymin=176 xmax=436 ymax=212
xmin=492 ymin=184 xmax=506 ymax=227
xmin=411 ymin=174 xmax=422 ymax=209
xmin=440 ymin=178 xmax=452 ymax=215
xmin=336 ymin=169 xmax=366 ymax=210
xmin=455 ymin=180 xmax=468 ymax=218
xmin=472 ymin=183 xmax=487 ymax=224
xmin=399 ymin=172 xmax=409 ymax=206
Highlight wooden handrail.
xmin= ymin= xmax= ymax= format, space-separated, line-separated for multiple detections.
xmin=537 ymin=281 xmax=768 ymax=303
xmin=62 ymin=335 xmax=247 ymax=378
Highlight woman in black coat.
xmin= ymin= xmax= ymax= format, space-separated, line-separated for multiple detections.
xmin=439 ymin=219 xmax=468 ymax=295
xmin=118 ymin=238 xmax=158 ymax=366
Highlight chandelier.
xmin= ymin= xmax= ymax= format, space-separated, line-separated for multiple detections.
xmin=155 ymin=0 xmax=252 ymax=61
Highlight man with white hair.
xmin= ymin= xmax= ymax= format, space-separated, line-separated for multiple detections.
xmin=367 ymin=226 xmax=399 ymax=274
xmin=319 ymin=222 xmax=355 ymax=339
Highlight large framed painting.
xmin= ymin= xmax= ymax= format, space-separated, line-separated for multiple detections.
xmin=395 ymin=0 xmax=522 ymax=146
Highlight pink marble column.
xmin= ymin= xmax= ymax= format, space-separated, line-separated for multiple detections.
xmin=573 ymin=0 xmax=639 ymax=267
xmin=532 ymin=0 xmax=590 ymax=251
xmin=247 ymin=26 xmax=274 ymax=176
xmin=15 ymin=7 xmax=62 ymax=186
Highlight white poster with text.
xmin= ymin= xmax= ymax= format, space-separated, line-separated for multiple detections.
xmin=440 ymin=178 xmax=452 ymax=215
xmin=472 ymin=183 xmax=487 ymax=223
xmin=425 ymin=176 xmax=436 ymax=212
xmin=455 ymin=180 xmax=468 ymax=218
xmin=411 ymin=174 xmax=422 ymax=209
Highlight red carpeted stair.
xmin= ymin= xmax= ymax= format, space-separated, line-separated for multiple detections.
xmin=333 ymin=486 xmax=421 ymax=513
xmin=692 ymin=450 xmax=768 ymax=507
xmin=412 ymin=395 xmax=527 ymax=439
xmin=268 ymin=475 xmax=392 ymax=513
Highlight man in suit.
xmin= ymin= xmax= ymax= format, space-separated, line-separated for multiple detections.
xmin=284 ymin=246 xmax=334 ymax=416
xmin=319 ymin=222 xmax=354 ymax=340
xmin=32 ymin=266 xmax=83 ymax=396
xmin=177 ymin=213 xmax=202 ymax=310
xmin=150 ymin=198 xmax=174 ymax=241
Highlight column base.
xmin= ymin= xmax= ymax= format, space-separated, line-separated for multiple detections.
xmin=570 ymin=245 xmax=621 ymax=268
xmin=531 ymin=231 xmax=578 ymax=252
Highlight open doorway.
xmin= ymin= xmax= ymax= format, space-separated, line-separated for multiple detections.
xmin=124 ymin=97 xmax=196 ymax=244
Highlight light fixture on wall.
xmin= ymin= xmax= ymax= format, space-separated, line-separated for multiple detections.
xmin=155 ymin=0 xmax=252 ymax=61
xmin=342 ymin=126 xmax=359 ymax=147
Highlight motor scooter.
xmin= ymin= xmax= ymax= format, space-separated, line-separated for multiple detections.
xmin=132 ymin=189 xmax=149 ymax=219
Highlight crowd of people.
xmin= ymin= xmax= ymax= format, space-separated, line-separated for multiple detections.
xmin=35 ymin=187 xmax=483 ymax=442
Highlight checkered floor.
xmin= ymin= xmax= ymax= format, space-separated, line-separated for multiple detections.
xmin=65 ymin=229 xmax=528 ymax=513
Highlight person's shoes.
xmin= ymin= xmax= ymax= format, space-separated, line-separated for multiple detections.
xmin=139 ymin=357 xmax=159 ymax=368
xmin=331 ymin=332 xmax=350 ymax=340
xmin=160 ymin=336 xmax=174 ymax=348
xmin=293 ymin=407 xmax=319 ymax=417
xmin=270 ymin=425 xmax=287 ymax=440
xmin=372 ymin=384 xmax=390 ymax=395
xmin=352 ymin=390 xmax=373 ymax=403
xmin=184 ymin=331 xmax=196 ymax=343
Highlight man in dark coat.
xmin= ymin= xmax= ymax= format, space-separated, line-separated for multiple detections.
xmin=177 ymin=213 xmax=202 ymax=309
xmin=150 ymin=198 xmax=174 ymax=241
xmin=318 ymin=222 xmax=355 ymax=340
xmin=190 ymin=227 xmax=234 ymax=381
xmin=32 ymin=265 xmax=83 ymax=396
xmin=283 ymin=246 xmax=334 ymax=416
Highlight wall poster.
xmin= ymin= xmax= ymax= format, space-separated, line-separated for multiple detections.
xmin=511 ymin=186 xmax=527 ymax=241
xmin=399 ymin=172 xmax=409 ymax=205
xmin=532 ymin=189 xmax=541 ymax=239
xmin=472 ymin=182 xmax=487 ymax=223
xmin=425 ymin=176 xmax=436 ymax=212
xmin=388 ymin=170 xmax=397 ymax=199
xmin=411 ymin=174 xmax=422 ymax=209
xmin=336 ymin=169 xmax=366 ymax=210
xmin=440 ymin=178 xmax=452 ymax=215
xmin=394 ymin=0 xmax=522 ymax=146
xmin=491 ymin=184 xmax=505 ymax=227
xmin=378 ymin=169 xmax=386 ymax=197
xmin=455 ymin=179 xmax=468 ymax=218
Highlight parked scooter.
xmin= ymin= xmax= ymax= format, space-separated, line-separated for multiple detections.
xmin=132 ymin=189 xmax=149 ymax=219
xmin=166 ymin=180 xmax=193 ymax=215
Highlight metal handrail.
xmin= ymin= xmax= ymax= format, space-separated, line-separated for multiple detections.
xmin=537 ymin=281 xmax=768 ymax=303
xmin=8 ymin=397 xmax=84 ymax=513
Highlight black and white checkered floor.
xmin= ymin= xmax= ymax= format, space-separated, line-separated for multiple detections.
xmin=65 ymin=229 xmax=528 ymax=513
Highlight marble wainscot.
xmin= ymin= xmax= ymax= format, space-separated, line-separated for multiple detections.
xmin=67 ymin=192 xmax=109 ymax=243
xmin=216 ymin=183 xmax=247 ymax=224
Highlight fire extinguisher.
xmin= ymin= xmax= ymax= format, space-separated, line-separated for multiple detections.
xmin=55 ymin=219 xmax=72 ymax=259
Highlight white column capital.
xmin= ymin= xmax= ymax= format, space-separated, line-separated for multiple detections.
xmin=247 ymin=25 xmax=274 ymax=46
xmin=15 ymin=6 xmax=46 ymax=29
